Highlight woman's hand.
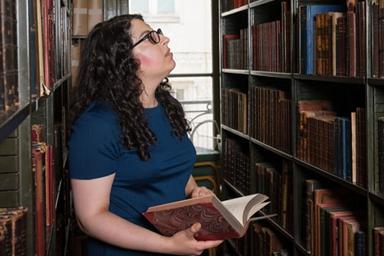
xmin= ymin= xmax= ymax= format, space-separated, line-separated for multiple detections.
xmin=190 ymin=186 xmax=214 ymax=198
xmin=168 ymin=223 xmax=223 ymax=255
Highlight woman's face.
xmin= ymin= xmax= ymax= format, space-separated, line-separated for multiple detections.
xmin=130 ymin=19 xmax=176 ymax=80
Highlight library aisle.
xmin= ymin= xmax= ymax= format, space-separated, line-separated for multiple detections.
xmin=0 ymin=0 xmax=383 ymax=256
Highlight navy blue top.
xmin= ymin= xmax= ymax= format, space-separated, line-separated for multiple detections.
xmin=69 ymin=101 xmax=196 ymax=255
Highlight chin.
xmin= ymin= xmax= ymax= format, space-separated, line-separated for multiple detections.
xmin=166 ymin=60 xmax=176 ymax=75
xmin=170 ymin=60 xmax=176 ymax=71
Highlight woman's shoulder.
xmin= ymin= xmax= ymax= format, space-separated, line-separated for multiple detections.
xmin=71 ymin=100 xmax=120 ymax=136
xmin=77 ymin=100 xmax=117 ymax=124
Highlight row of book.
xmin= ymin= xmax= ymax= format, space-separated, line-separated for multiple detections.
xmin=31 ymin=124 xmax=55 ymax=256
xmin=249 ymin=86 xmax=291 ymax=153
xmin=221 ymin=90 xmax=369 ymax=187
xmin=72 ymin=0 xmax=103 ymax=36
xmin=223 ymin=1 xmax=291 ymax=73
xmin=251 ymin=161 xmax=292 ymax=232
xmin=222 ymin=138 xmax=293 ymax=232
xmin=221 ymin=88 xmax=247 ymax=134
xmin=222 ymin=137 xmax=250 ymax=195
xmin=0 ymin=0 xmax=19 ymax=115
xmin=230 ymin=222 xmax=289 ymax=256
xmin=222 ymin=29 xmax=248 ymax=70
xmin=299 ymin=1 xmax=367 ymax=77
xmin=250 ymin=1 xmax=291 ymax=73
xmin=303 ymin=179 xmax=366 ymax=255
xmin=297 ymin=100 xmax=367 ymax=187
xmin=222 ymin=0 xmax=384 ymax=79
xmin=221 ymin=86 xmax=292 ymax=154
xmin=31 ymin=0 xmax=71 ymax=97
xmin=0 ymin=207 xmax=28 ymax=256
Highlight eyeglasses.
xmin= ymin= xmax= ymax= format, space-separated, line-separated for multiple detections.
xmin=130 ymin=28 xmax=163 ymax=49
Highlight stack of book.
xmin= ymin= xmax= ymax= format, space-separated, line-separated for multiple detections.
xmin=0 ymin=207 xmax=28 ymax=256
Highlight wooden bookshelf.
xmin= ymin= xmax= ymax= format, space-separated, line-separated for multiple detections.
xmin=219 ymin=0 xmax=384 ymax=255
xmin=0 ymin=0 xmax=72 ymax=255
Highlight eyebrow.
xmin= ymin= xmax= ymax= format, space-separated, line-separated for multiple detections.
xmin=137 ymin=29 xmax=152 ymax=39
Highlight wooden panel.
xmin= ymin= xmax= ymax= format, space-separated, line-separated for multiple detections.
xmin=0 ymin=156 xmax=18 ymax=173
xmin=0 ymin=138 xmax=18 ymax=155
xmin=0 ymin=191 xmax=19 ymax=207
xmin=0 ymin=173 xmax=19 ymax=190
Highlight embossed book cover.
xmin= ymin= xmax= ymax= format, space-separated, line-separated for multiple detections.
xmin=143 ymin=193 xmax=270 ymax=241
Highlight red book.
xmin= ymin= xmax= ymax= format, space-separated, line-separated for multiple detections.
xmin=143 ymin=194 xmax=270 ymax=241
xmin=223 ymin=34 xmax=240 ymax=69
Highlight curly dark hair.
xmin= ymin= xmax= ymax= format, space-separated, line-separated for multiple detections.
xmin=70 ymin=14 xmax=190 ymax=160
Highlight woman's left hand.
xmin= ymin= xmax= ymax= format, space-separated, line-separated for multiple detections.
xmin=190 ymin=186 xmax=214 ymax=198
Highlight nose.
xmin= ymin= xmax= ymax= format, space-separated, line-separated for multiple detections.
xmin=161 ymin=34 xmax=170 ymax=45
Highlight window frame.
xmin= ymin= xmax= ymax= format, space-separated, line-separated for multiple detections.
xmin=128 ymin=0 xmax=220 ymax=150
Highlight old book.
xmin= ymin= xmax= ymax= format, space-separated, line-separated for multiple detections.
xmin=73 ymin=0 xmax=88 ymax=36
xmin=87 ymin=0 xmax=103 ymax=32
xmin=143 ymin=193 xmax=271 ymax=241
xmin=0 ymin=207 xmax=28 ymax=256
xmin=300 ymin=4 xmax=345 ymax=74
xmin=71 ymin=41 xmax=81 ymax=87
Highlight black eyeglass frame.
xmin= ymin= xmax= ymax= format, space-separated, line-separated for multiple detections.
xmin=130 ymin=28 xmax=163 ymax=49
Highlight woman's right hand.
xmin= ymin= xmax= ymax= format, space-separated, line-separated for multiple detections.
xmin=168 ymin=223 xmax=223 ymax=255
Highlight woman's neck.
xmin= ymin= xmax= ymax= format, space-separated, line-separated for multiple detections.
xmin=140 ymin=92 xmax=158 ymax=108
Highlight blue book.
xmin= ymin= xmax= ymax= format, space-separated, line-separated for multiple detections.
xmin=300 ymin=4 xmax=345 ymax=74
xmin=338 ymin=117 xmax=351 ymax=181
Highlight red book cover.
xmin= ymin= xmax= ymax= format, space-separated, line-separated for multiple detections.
xmin=143 ymin=194 xmax=270 ymax=241
xmin=223 ymin=34 xmax=240 ymax=69
xmin=32 ymin=149 xmax=45 ymax=256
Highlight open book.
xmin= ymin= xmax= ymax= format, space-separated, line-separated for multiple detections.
xmin=143 ymin=193 xmax=271 ymax=241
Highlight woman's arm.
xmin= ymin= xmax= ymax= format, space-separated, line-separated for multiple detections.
xmin=71 ymin=174 xmax=221 ymax=255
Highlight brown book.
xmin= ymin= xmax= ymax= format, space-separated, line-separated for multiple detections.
xmin=222 ymin=34 xmax=240 ymax=69
xmin=0 ymin=207 xmax=28 ymax=256
xmin=329 ymin=12 xmax=344 ymax=76
xmin=372 ymin=4 xmax=380 ymax=78
xmin=35 ymin=0 xmax=47 ymax=96
xmin=71 ymin=41 xmax=81 ymax=87
xmin=338 ymin=216 xmax=360 ymax=256
xmin=346 ymin=11 xmax=356 ymax=77
xmin=373 ymin=227 xmax=384 ymax=256
xmin=73 ymin=0 xmax=88 ymax=36
xmin=143 ymin=194 xmax=270 ymax=241
xmin=87 ymin=0 xmax=103 ymax=33
xmin=313 ymin=189 xmax=343 ymax=256
xmin=328 ymin=210 xmax=353 ymax=256
xmin=32 ymin=148 xmax=45 ymax=256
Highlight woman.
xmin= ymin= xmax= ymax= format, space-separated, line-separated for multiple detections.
xmin=69 ymin=14 xmax=222 ymax=255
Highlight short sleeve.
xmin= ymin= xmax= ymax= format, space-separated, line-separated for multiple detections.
xmin=69 ymin=112 xmax=121 ymax=179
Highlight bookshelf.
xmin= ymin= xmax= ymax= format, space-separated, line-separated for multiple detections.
xmin=219 ymin=0 xmax=384 ymax=255
xmin=0 ymin=0 xmax=72 ymax=255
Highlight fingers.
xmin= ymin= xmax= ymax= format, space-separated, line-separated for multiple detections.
xmin=190 ymin=222 xmax=201 ymax=233
xmin=185 ymin=222 xmax=201 ymax=239
xmin=191 ymin=187 xmax=213 ymax=198
xmin=202 ymin=239 xmax=224 ymax=248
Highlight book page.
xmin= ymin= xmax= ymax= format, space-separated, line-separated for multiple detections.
xmin=245 ymin=202 xmax=270 ymax=222
xmin=221 ymin=194 xmax=269 ymax=226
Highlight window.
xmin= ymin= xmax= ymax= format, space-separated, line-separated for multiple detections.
xmin=129 ymin=0 xmax=217 ymax=150
xmin=157 ymin=0 xmax=175 ymax=14
xmin=130 ymin=0 xmax=149 ymax=13
xmin=129 ymin=0 xmax=178 ymax=23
